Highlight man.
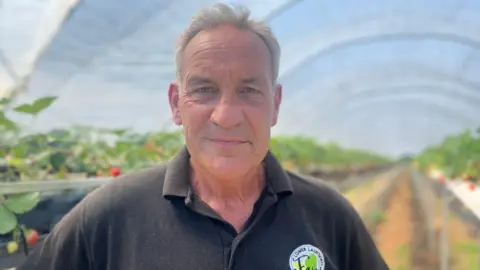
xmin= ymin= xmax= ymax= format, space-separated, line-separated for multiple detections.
xmin=19 ymin=3 xmax=388 ymax=270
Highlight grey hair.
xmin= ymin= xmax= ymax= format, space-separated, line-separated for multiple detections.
xmin=175 ymin=3 xmax=281 ymax=83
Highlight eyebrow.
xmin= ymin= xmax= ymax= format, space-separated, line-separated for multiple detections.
xmin=187 ymin=76 xmax=260 ymax=86
xmin=241 ymin=77 xmax=259 ymax=84
xmin=186 ymin=76 xmax=213 ymax=86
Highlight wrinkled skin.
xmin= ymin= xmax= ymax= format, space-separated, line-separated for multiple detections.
xmin=168 ymin=24 xmax=282 ymax=182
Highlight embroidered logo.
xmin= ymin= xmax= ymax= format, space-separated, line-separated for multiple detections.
xmin=289 ymin=244 xmax=325 ymax=270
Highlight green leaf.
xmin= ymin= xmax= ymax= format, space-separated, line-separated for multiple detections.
xmin=0 ymin=111 xmax=17 ymax=129
xmin=111 ymin=129 xmax=128 ymax=137
xmin=13 ymin=96 xmax=57 ymax=116
xmin=0 ymin=98 xmax=11 ymax=106
xmin=0 ymin=204 xmax=18 ymax=234
xmin=6 ymin=156 xmax=24 ymax=167
xmin=49 ymin=151 xmax=68 ymax=171
xmin=4 ymin=192 xmax=41 ymax=214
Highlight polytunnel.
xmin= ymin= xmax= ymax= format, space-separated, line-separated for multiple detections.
xmin=1 ymin=0 xmax=480 ymax=156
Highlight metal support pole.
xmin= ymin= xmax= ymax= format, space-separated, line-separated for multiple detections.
xmin=422 ymin=172 xmax=435 ymax=251
xmin=478 ymin=227 xmax=480 ymax=270
xmin=440 ymin=187 xmax=450 ymax=270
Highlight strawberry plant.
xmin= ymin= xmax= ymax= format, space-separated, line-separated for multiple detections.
xmin=1 ymin=96 xmax=56 ymax=242
xmin=368 ymin=209 xmax=386 ymax=224
xmin=416 ymin=128 xmax=480 ymax=183
xmin=0 ymin=192 xmax=40 ymax=235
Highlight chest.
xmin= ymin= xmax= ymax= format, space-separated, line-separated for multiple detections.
xmin=213 ymin=205 xmax=254 ymax=232
xmin=91 ymin=202 xmax=342 ymax=270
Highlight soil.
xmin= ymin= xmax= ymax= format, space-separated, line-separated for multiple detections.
xmin=410 ymin=177 xmax=437 ymax=270
xmin=344 ymin=169 xmax=398 ymax=214
xmin=448 ymin=215 xmax=480 ymax=270
xmin=373 ymin=173 xmax=412 ymax=270
xmin=342 ymin=169 xmax=479 ymax=270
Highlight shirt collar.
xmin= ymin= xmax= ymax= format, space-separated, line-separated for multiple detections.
xmin=162 ymin=146 xmax=293 ymax=199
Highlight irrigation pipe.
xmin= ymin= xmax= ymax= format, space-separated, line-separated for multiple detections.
xmin=0 ymin=165 xmax=397 ymax=196
xmin=0 ymin=177 xmax=112 ymax=195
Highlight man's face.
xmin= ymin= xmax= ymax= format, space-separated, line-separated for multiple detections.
xmin=168 ymin=25 xmax=282 ymax=176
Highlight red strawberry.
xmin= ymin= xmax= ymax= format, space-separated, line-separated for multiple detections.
xmin=27 ymin=230 xmax=39 ymax=245
xmin=439 ymin=175 xmax=446 ymax=184
xmin=110 ymin=167 xmax=121 ymax=177
xmin=468 ymin=183 xmax=476 ymax=191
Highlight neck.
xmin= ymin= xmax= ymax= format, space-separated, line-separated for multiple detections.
xmin=190 ymin=160 xmax=265 ymax=204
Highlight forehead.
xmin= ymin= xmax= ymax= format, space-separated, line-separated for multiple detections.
xmin=181 ymin=25 xmax=272 ymax=80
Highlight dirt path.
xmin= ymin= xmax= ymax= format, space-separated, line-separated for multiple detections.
xmin=410 ymin=179 xmax=436 ymax=270
xmin=374 ymin=173 xmax=412 ymax=270
xmin=343 ymin=170 xmax=479 ymax=269
xmin=344 ymin=169 xmax=399 ymax=214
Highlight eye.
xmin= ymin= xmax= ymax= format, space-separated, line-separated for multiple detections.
xmin=187 ymin=86 xmax=218 ymax=103
xmin=194 ymin=87 xmax=215 ymax=93
xmin=240 ymin=87 xmax=261 ymax=94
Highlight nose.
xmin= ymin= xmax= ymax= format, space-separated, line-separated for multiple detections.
xmin=210 ymin=96 xmax=243 ymax=129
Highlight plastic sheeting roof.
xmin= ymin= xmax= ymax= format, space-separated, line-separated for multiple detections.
xmin=2 ymin=0 xmax=480 ymax=156
xmin=0 ymin=0 xmax=78 ymax=95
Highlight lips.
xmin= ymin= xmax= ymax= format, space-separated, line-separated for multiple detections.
xmin=208 ymin=138 xmax=248 ymax=145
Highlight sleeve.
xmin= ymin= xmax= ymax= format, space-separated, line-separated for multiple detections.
xmin=345 ymin=209 xmax=389 ymax=270
xmin=16 ymin=202 xmax=91 ymax=270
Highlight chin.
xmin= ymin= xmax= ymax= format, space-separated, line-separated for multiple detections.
xmin=209 ymin=156 xmax=254 ymax=177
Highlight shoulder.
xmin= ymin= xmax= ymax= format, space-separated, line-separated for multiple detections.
xmin=54 ymin=164 xmax=170 ymax=242
xmin=80 ymin=164 xmax=169 ymax=213
xmin=287 ymin=170 xmax=337 ymax=195
xmin=88 ymin=164 xmax=167 ymax=200
xmin=56 ymin=164 xmax=170 ymax=231
xmin=17 ymin=165 xmax=170 ymax=269
xmin=286 ymin=170 xmax=360 ymax=221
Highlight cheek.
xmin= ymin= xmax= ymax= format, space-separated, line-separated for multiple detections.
xmin=180 ymin=102 xmax=212 ymax=131
xmin=246 ymin=106 xmax=272 ymax=134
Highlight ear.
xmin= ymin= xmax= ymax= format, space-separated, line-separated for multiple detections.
xmin=168 ymin=82 xmax=182 ymax=126
xmin=271 ymin=84 xmax=282 ymax=126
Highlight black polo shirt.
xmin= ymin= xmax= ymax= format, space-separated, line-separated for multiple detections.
xmin=18 ymin=147 xmax=388 ymax=270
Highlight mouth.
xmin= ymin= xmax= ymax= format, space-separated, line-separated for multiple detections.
xmin=207 ymin=138 xmax=249 ymax=145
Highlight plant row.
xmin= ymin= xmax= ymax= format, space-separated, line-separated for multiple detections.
xmin=415 ymin=128 xmax=480 ymax=183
